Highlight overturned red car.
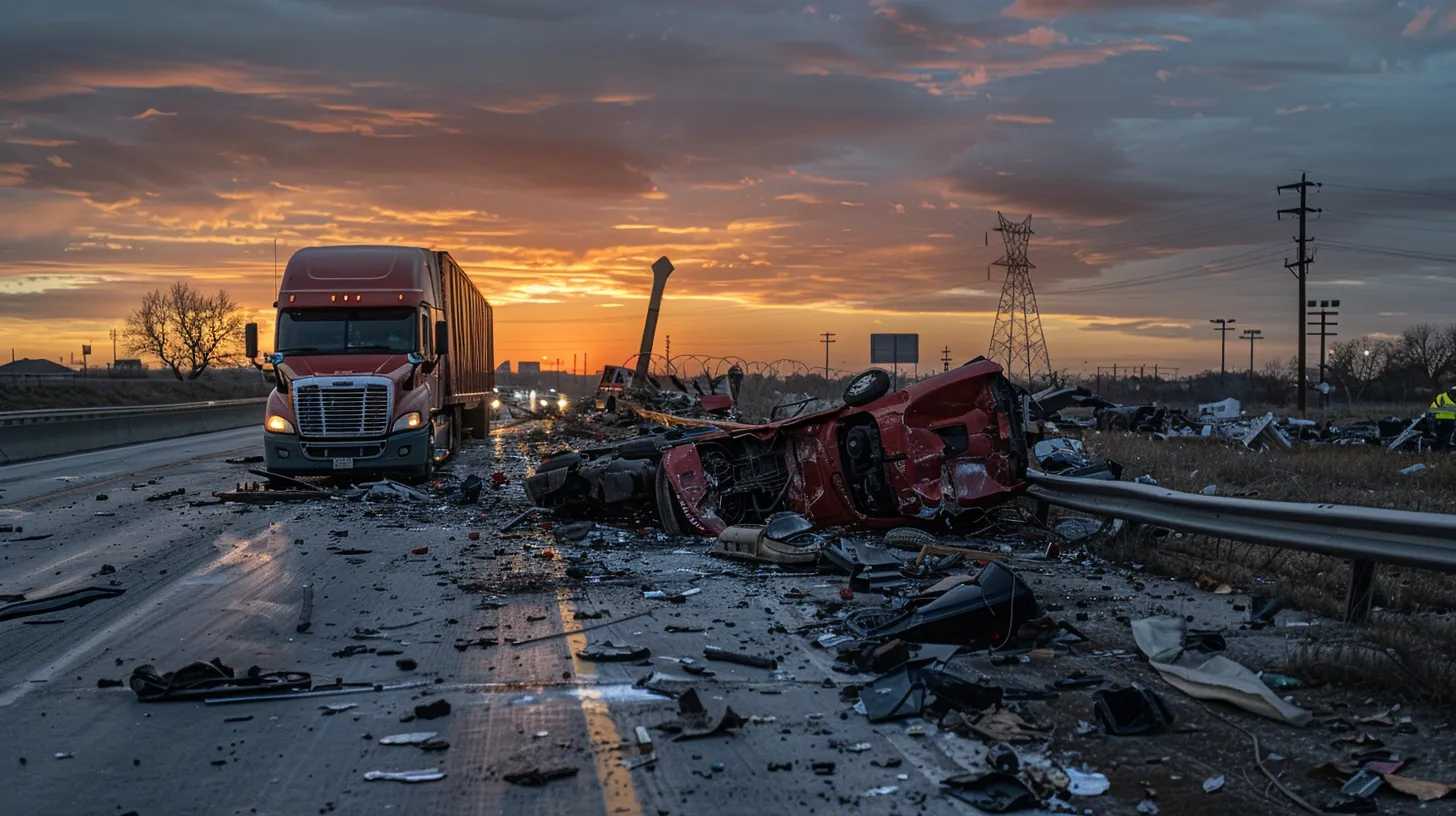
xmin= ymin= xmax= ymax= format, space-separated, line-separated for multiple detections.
xmin=525 ymin=360 xmax=1029 ymax=536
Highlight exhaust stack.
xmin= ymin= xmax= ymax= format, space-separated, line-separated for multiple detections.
xmin=634 ymin=256 xmax=674 ymax=380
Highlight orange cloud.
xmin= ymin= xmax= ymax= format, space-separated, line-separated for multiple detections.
xmin=987 ymin=113 xmax=1054 ymax=124
xmin=592 ymin=92 xmax=653 ymax=104
xmin=0 ymin=61 xmax=341 ymax=102
xmin=1004 ymin=26 xmax=1068 ymax=47
xmin=1402 ymin=7 xmax=1436 ymax=37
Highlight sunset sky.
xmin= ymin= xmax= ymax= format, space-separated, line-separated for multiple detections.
xmin=3 ymin=0 xmax=1456 ymax=377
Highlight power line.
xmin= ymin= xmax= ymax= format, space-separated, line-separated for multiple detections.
xmin=1079 ymin=214 xmax=1275 ymax=255
xmin=1319 ymin=215 xmax=1456 ymax=236
xmin=1049 ymin=250 xmax=1286 ymax=295
xmin=1318 ymin=241 xmax=1456 ymax=264
xmin=1051 ymin=190 xmax=1269 ymax=237
xmin=1049 ymin=243 xmax=1287 ymax=295
xmin=1314 ymin=208 xmax=1456 ymax=226
xmin=1323 ymin=181 xmax=1456 ymax=203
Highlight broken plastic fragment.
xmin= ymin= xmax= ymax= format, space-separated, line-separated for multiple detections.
xmin=1066 ymin=769 xmax=1109 ymax=796
xmin=363 ymin=768 xmax=446 ymax=783
xmin=578 ymin=642 xmax=650 ymax=662
xmin=503 ymin=766 xmax=579 ymax=787
xmin=1202 ymin=775 xmax=1225 ymax=793
xmin=379 ymin=732 xmax=438 ymax=745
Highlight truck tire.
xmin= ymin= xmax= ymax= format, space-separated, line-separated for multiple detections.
xmin=407 ymin=426 xmax=437 ymax=484
xmin=844 ymin=368 xmax=892 ymax=407
xmin=450 ymin=406 xmax=463 ymax=456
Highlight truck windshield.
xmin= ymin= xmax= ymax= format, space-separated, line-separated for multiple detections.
xmin=276 ymin=308 xmax=416 ymax=355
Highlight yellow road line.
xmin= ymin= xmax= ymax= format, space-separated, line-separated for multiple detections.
xmin=554 ymin=587 xmax=642 ymax=816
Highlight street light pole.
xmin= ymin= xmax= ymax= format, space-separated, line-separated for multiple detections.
xmin=1240 ymin=328 xmax=1263 ymax=376
xmin=1209 ymin=318 xmax=1236 ymax=387
xmin=1306 ymin=299 xmax=1340 ymax=409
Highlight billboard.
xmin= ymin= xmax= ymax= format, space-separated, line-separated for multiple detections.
xmin=869 ymin=333 xmax=919 ymax=365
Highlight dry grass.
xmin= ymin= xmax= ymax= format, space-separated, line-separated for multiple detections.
xmin=1089 ymin=431 xmax=1456 ymax=515
xmin=1282 ymin=616 xmax=1456 ymax=705
xmin=1075 ymin=432 xmax=1456 ymax=703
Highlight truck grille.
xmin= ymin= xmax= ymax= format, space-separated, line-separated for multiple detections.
xmin=293 ymin=381 xmax=391 ymax=437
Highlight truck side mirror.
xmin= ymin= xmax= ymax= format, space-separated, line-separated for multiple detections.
xmin=245 ymin=323 xmax=258 ymax=360
xmin=434 ymin=321 xmax=449 ymax=356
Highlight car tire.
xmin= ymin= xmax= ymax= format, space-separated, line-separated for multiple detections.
xmin=655 ymin=459 xmax=688 ymax=536
xmin=844 ymin=368 xmax=892 ymax=407
xmin=884 ymin=527 xmax=938 ymax=549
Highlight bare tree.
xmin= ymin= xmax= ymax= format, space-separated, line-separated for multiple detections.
xmin=1396 ymin=323 xmax=1456 ymax=392
xmin=125 ymin=282 xmax=244 ymax=381
xmin=1329 ymin=335 xmax=1393 ymax=406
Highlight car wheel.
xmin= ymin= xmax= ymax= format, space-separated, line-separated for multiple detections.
xmin=843 ymin=368 xmax=892 ymax=407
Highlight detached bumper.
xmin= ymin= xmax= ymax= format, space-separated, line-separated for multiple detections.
xmin=263 ymin=428 xmax=430 ymax=475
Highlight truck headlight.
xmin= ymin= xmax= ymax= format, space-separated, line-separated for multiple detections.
xmin=557 ymin=397 xmax=568 ymax=410
xmin=266 ymin=415 xmax=294 ymax=433
xmin=490 ymin=398 xmax=501 ymax=410
xmin=392 ymin=412 xmax=422 ymax=432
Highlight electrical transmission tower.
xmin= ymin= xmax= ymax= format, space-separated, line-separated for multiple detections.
xmin=987 ymin=212 xmax=1052 ymax=385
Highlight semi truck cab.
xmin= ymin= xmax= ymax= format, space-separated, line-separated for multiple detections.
xmin=245 ymin=245 xmax=494 ymax=481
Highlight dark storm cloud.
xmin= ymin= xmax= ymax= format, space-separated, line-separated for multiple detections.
xmin=943 ymin=127 xmax=1184 ymax=221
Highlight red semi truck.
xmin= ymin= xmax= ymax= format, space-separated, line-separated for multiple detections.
xmin=245 ymin=245 xmax=495 ymax=480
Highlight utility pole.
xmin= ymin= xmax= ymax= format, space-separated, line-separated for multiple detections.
xmin=109 ymin=328 xmax=119 ymax=364
xmin=1208 ymin=318 xmax=1236 ymax=388
xmin=820 ymin=332 xmax=836 ymax=379
xmin=940 ymin=345 xmax=952 ymax=372
xmin=1306 ymin=299 xmax=1340 ymax=408
xmin=1241 ymin=328 xmax=1263 ymax=376
xmin=573 ymin=353 xmax=577 ymax=377
xmin=664 ymin=336 xmax=671 ymax=375
xmin=1278 ymin=173 xmax=1321 ymax=414
xmin=555 ymin=358 xmax=562 ymax=390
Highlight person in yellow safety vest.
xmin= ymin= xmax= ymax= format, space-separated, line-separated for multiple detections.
xmin=1430 ymin=387 xmax=1456 ymax=451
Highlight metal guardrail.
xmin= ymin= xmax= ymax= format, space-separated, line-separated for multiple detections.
xmin=1026 ymin=469 xmax=1456 ymax=623
xmin=0 ymin=398 xmax=266 ymax=424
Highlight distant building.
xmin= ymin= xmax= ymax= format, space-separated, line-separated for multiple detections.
xmin=0 ymin=358 xmax=75 ymax=379
xmin=496 ymin=360 xmax=512 ymax=376
xmin=517 ymin=361 xmax=542 ymax=375
xmin=109 ymin=359 xmax=148 ymax=379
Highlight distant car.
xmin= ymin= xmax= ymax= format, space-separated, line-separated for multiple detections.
xmin=526 ymin=360 xmax=1029 ymax=535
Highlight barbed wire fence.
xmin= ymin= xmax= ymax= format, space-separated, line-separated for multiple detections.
xmin=615 ymin=353 xmax=948 ymax=421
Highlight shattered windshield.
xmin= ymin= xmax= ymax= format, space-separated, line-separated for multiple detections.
xmin=276 ymin=308 xmax=416 ymax=355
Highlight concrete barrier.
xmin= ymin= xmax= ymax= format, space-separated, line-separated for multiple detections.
xmin=0 ymin=400 xmax=266 ymax=465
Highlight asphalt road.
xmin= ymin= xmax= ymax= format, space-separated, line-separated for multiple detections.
xmin=0 ymin=427 xmax=259 ymax=505
xmin=2 ymin=423 xmax=1450 ymax=815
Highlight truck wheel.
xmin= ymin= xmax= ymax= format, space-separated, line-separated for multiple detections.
xmin=844 ymin=368 xmax=892 ymax=407
xmin=408 ymin=427 xmax=437 ymax=484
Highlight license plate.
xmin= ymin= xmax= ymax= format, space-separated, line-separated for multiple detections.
xmin=332 ymin=458 xmax=353 ymax=470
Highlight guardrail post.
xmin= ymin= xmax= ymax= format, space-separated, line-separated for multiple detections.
xmin=1344 ymin=559 xmax=1376 ymax=625
xmin=1034 ymin=499 xmax=1049 ymax=525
